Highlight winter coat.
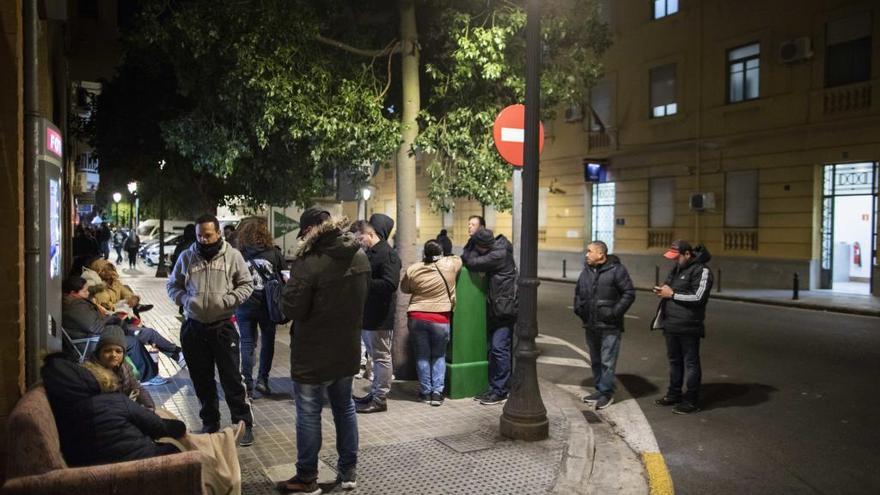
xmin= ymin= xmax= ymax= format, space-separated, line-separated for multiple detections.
xmin=238 ymin=245 xmax=286 ymax=314
xmin=170 ymin=236 xmax=195 ymax=269
xmin=461 ymin=234 xmax=518 ymax=323
xmin=123 ymin=233 xmax=140 ymax=251
xmin=62 ymin=294 xmax=107 ymax=340
xmin=88 ymin=259 xmax=140 ymax=310
xmin=40 ymin=355 xmax=185 ymax=467
xmin=112 ymin=231 xmax=126 ymax=248
xmin=362 ymin=214 xmax=401 ymax=330
xmin=166 ymin=240 xmax=254 ymax=324
xmin=83 ymin=357 xmax=155 ymax=410
xmin=280 ymin=217 xmax=370 ymax=384
xmin=401 ymin=256 xmax=463 ymax=313
xmin=573 ymin=255 xmax=636 ymax=333
xmin=653 ymin=246 xmax=713 ymax=337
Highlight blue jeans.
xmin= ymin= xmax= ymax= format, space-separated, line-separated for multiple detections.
xmin=409 ymin=319 xmax=450 ymax=395
xmin=235 ymin=307 xmax=276 ymax=387
xmin=584 ymin=329 xmax=621 ymax=397
xmin=292 ymin=376 xmax=358 ymax=481
xmin=488 ymin=325 xmax=512 ymax=396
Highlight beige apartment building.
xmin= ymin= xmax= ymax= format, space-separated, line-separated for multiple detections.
xmin=363 ymin=0 xmax=880 ymax=296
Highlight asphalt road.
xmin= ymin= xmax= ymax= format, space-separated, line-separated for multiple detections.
xmin=534 ymin=280 xmax=880 ymax=495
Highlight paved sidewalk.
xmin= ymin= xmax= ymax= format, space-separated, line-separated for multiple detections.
xmin=119 ymin=264 xmax=649 ymax=494
xmin=541 ymin=274 xmax=880 ymax=317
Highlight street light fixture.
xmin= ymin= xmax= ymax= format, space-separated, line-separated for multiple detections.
xmin=112 ymin=192 xmax=122 ymax=226
xmin=126 ymin=181 xmax=138 ymax=229
xmin=499 ymin=0 xmax=549 ymax=441
xmin=155 ymin=160 xmax=169 ymax=278
xmin=359 ymin=186 xmax=373 ymax=220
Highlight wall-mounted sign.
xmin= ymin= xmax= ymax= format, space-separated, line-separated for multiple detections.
xmin=583 ymin=159 xmax=607 ymax=182
xmin=46 ymin=127 xmax=62 ymax=158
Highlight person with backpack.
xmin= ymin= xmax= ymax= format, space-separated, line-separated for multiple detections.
xmin=234 ymin=217 xmax=286 ymax=396
xmin=112 ymin=227 xmax=126 ymax=263
xmin=123 ymin=230 xmax=140 ymax=269
xmin=400 ymin=240 xmax=462 ymax=406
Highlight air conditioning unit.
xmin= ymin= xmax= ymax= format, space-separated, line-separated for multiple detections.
xmin=689 ymin=192 xmax=716 ymax=211
xmin=778 ymin=37 xmax=813 ymax=64
xmin=564 ymin=104 xmax=584 ymax=122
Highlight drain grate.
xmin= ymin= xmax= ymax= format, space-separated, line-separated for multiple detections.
xmin=241 ymin=464 xmax=277 ymax=495
xmin=436 ymin=428 xmax=499 ymax=453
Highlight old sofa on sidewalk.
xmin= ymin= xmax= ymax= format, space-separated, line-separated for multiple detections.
xmin=1 ymin=385 xmax=203 ymax=494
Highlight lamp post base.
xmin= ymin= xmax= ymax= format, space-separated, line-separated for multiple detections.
xmin=155 ymin=265 xmax=169 ymax=278
xmin=499 ymin=413 xmax=549 ymax=441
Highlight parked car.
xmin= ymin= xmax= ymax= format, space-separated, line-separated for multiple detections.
xmin=144 ymin=234 xmax=184 ymax=267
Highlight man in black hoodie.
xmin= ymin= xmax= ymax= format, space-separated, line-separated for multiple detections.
xmin=462 ymin=228 xmax=518 ymax=405
xmin=355 ymin=213 xmax=402 ymax=414
xmin=652 ymin=240 xmax=713 ymax=415
xmin=573 ymin=241 xmax=635 ymax=411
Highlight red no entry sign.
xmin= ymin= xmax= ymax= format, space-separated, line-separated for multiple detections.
xmin=492 ymin=104 xmax=545 ymax=167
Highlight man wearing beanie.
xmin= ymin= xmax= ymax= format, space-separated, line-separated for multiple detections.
xmin=462 ymin=228 xmax=518 ymax=405
xmin=355 ymin=213 xmax=401 ymax=414
xmin=167 ymin=213 xmax=255 ymax=446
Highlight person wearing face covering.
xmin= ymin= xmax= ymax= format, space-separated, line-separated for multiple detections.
xmin=167 ymin=213 xmax=256 ymax=447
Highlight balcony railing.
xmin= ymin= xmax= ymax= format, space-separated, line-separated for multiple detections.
xmin=647 ymin=229 xmax=673 ymax=249
xmin=723 ymin=229 xmax=758 ymax=251
xmin=822 ymin=81 xmax=873 ymax=115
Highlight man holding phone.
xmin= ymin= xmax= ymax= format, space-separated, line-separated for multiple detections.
xmin=573 ymin=241 xmax=635 ymax=410
xmin=652 ymin=240 xmax=713 ymax=415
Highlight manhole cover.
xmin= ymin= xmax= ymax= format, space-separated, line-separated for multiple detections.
xmin=435 ymin=428 xmax=498 ymax=453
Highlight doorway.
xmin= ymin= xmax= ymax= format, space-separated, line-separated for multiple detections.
xmin=592 ymin=182 xmax=616 ymax=253
xmin=820 ymin=162 xmax=878 ymax=294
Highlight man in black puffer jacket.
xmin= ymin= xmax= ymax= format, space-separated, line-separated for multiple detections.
xmin=462 ymin=228 xmax=518 ymax=405
xmin=356 ymin=213 xmax=401 ymax=414
xmin=40 ymin=354 xmax=186 ymax=467
xmin=652 ymin=240 xmax=713 ymax=415
xmin=574 ymin=241 xmax=635 ymax=410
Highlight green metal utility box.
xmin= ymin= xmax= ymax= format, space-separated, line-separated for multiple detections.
xmin=446 ymin=266 xmax=488 ymax=399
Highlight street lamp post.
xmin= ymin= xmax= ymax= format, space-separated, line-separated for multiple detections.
xmin=155 ymin=160 xmax=169 ymax=278
xmin=500 ymin=0 xmax=549 ymax=441
xmin=156 ymin=160 xmax=168 ymax=278
xmin=360 ymin=187 xmax=372 ymax=221
xmin=112 ymin=192 xmax=122 ymax=226
xmin=127 ymin=181 xmax=138 ymax=231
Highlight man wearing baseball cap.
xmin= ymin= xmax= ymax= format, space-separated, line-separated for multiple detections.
xmin=652 ymin=239 xmax=713 ymax=414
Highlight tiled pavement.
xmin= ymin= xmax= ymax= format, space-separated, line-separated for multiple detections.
xmin=119 ymin=264 xmax=591 ymax=494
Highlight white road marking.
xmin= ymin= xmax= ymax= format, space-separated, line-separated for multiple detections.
xmin=536 ymin=355 xmax=589 ymax=368
xmin=501 ymin=127 xmax=525 ymax=143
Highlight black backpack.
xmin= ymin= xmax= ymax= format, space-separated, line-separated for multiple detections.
xmin=249 ymin=260 xmax=290 ymax=325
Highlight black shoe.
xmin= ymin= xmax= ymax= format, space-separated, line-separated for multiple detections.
xmin=132 ymin=304 xmax=154 ymax=317
xmin=430 ymin=392 xmax=444 ymax=407
xmin=582 ymin=391 xmax=603 ymax=404
xmin=200 ymin=422 xmax=220 ymax=434
xmin=673 ymin=402 xmax=700 ymax=415
xmin=479 ymin=393 xmax=508 ymax=405
xmin=277 ymin=475 xmax=320 ymax=494
xmin=353 ymin=393 xmax=374 ymax=405
xmin=356 ymin=398 xmax=387 ymax=414
xmin=473 ymin=389 xmax=492 ymax=401
xmin=595 ymin=395 xmax=614 ymax=410
xmin=418 ymin=392 xmax=431 ymax=403
xmin=238 ymin=425 xmax=255 ymax=446
xmin=255 ymin=378 xmax=271 ymax=395
xmin=655 ymin=396 xmax=682 ymax=406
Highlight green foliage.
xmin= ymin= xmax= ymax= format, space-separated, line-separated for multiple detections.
xmin=415 ymin=0 xmax=610 ymax=212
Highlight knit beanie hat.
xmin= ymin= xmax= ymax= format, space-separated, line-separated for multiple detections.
xmin=473 ymin=228 xmax=495 ymax=248
xmin=97 ymin=325 xmax=127 ymax=352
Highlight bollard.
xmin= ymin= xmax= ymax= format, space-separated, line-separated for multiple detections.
xmin=562 ymin=259 xmax=567 ymax=278
xmin=792 ymin=272 xmax=800 ymax=300
xmin=654 ymin=266 xmax=660 ymax=287
xmin=717 ymin=269 xmax=722 ymax=293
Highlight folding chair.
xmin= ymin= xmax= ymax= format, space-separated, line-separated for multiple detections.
xmin=61 ymin=327 xmax=100 ymax=363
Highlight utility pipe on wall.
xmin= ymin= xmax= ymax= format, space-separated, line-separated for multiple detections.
xmin=23 ymin=0 xmax=41 ymax=385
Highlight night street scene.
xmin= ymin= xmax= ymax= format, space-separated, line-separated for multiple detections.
xmin=1 ymin=0 xmax=879 ymax=494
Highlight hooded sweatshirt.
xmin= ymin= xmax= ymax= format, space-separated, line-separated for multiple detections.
xmin=166 ymin=240 xmax=254 ymax=323
xmin=362 ymin=213 xmax=402 ymax=330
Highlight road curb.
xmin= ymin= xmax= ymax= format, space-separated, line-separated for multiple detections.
xmin=642 ymin=451 xmax=674 ymax=495
xmin=539 ymin=277 xmax=880 ymax=318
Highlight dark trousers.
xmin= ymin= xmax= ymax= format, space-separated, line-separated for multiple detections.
xmin=133 ymin=326 xmax=178 ymax=355
xmin=180 ymin=318 xmax=253 ymax=426
xmin=125 ymin=335 xmax=158 ymax=382
xmin=126 ymin=248 xmax=138 ymax=268
xmin=664 ymin=334 xmax=702 ymax=404
xmin=488 ymin=325 xmax=512 ymax=396
xmin=114 ymin=246 xmax=123 ymax=263
xmin=234 ymin=307 xmax=276 ymax=388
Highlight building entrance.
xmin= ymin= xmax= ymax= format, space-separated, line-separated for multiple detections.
xmin=820 ymin=162 xmax=878 ymax=294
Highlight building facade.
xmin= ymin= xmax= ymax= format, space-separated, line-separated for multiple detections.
xmin=365 ymin=0 xmax=880 ymax=295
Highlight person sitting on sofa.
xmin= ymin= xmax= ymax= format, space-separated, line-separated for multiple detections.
xmin=82 ymin=326 xmax=156 ymax=411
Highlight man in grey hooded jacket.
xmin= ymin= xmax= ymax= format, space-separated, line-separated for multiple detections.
xmin=167 ymin=214 xmax=255 ymax=445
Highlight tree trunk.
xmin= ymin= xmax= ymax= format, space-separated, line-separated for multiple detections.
xmin=392 ymin=0 xmax=419 ymax=379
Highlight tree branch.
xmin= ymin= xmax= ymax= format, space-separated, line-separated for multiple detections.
xmin=315 ymin=34 xmax=401 ymax=58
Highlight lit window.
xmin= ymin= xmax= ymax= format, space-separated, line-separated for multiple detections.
xmin=650 ymin=64 xmax=677 ymax=118
xmin=653 ymin=0 xmax=679 ymax=20
xmin=728 ymin=43 xmax=760 ymax=103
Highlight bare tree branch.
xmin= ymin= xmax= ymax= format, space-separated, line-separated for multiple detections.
xmin=315 ymin=34 xmax=401 ymax=57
